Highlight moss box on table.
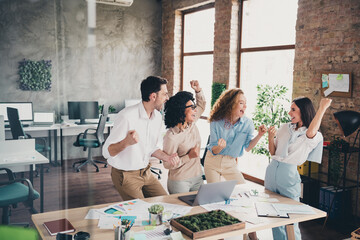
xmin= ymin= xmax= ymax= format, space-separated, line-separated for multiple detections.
xmin=170 ymin=210 xmax=245 ymax=239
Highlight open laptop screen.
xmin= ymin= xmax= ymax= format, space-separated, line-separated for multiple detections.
xmin=33 ymin=112 xmax=54 ymax=125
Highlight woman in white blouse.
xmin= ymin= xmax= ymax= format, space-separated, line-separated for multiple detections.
xmin=265 ymin=97 xmax=332 ymax=240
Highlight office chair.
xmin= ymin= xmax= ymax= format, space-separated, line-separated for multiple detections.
xmin=150 ymin=160 xmax=162 ymax=180
xmin=7 ymin=107 xmax=50 ymax=177
xmin=0 ymin=168 xmax=40 ymax=225
xmin=201 ymin=136 xmax=210 ymax=180
xmin=72 ymin=114 xmax=108 ymax=172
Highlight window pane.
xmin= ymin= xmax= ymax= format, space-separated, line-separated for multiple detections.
xmin=184 ymin=8 xmax=215 ymax=53
xmin=183 ymin=55 xmax=213 ymax=117
xmin=242 ymin=0 xmax=298 ymax=48
xmin=239 ymin=49 xmax=294 ymax=179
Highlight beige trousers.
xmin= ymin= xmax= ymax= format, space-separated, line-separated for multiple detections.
xmin=111 ymin=164 xmax=168 ymax=201
xmin=204 ymin=151 xmax=246 ymax=184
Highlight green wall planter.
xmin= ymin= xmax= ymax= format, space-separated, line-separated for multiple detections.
xmin=18 ymin=59 xmax=52 ymax=91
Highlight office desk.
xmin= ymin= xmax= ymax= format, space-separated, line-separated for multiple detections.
xmin=0 ymin=139 xmax=49 ymax=212
xmin=32 ymin=185 xmax=326 ymax=240
xmin=6 ymin=122 xmax=113 ymax=166
xmin=5 ymin=125 xmax=60 ymax=166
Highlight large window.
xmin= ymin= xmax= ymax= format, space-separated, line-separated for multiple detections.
xmin=181 ymin=5 xmax=215 ymax=152
xmin=182 ymin=5 xmax=214 ymax=117
xmin=238 ymin=0 xmax=298 ymax=181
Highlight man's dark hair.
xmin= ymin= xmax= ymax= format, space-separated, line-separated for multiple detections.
xmin=164 ymin=91 xmax=194 ymax=128
xmin=293 ymin=97 xmax=316 ymax=128
xmin=140 ymin=76 xmax=168 ymax=102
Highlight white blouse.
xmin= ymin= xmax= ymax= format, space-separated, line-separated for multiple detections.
xmin=271 ymin=123 xmax=323 ymax=166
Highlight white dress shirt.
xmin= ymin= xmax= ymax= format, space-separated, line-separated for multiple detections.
xmin=102 ymin=102 xmax=163 ymax=170
xmin=271 ymin=123 xmax=323 ymax=166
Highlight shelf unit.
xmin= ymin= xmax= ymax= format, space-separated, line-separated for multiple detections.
xmin=300 ymin=145 xmax=360 ymax=223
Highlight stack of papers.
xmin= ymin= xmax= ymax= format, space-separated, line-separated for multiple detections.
xmin=85 ymin=199 xmax=192 ymax=229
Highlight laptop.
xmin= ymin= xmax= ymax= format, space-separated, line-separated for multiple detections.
xmin=32 ymin=112 xmax=55 ymax=126
xmin=178 ymin=180 xmax=237 ymax=206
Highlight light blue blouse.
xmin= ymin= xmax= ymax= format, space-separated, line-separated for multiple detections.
xmin=206 ymin=116 xmax=255 ymax=158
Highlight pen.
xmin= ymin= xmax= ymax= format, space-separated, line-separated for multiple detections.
xmin=244 ymin=192 xmax=250 ymax=198
xmin=238 ymin=193 xmax=242 ymax=197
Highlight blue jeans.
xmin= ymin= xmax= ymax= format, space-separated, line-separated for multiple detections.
xmin=265 ymin=160 xmax=302 ymax=240
xmin=167 ymin=175 xmax=203 ymax=194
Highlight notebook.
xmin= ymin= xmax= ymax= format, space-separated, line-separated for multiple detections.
xmin=255 ymin=202 xmax=289 ymax=218
xmin=43 ymin=218 xmax=76 ymax=236
xmin=178 ymin=180 xmax=237 ymax=206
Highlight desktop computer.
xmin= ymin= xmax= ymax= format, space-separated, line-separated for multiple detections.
xmin=0 ymin=102 xmax=33 ymax=127
xmin=68 ymin=101 xmax=99 ymax=125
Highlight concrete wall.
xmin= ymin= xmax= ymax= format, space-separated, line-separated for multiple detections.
xmin=0 ymin=0 xmax=162 ymax=159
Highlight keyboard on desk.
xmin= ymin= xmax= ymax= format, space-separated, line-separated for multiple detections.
xmin=5 ymin=124 xmax=30 ymax=128
xmin=31 ymin=124 xmax=54 ymax=127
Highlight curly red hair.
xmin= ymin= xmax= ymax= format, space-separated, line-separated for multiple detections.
xmin=209 ymin=88 xmax=244 ymax=122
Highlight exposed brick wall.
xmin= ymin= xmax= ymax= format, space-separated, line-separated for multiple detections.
xmin=295 ymin=0 xmax=360 ymax=216
xmin=213 ymin=0 xmax=239 ymax=88
xmin=294 ymin=0 xmax=360 ymax=170
xmin=161 ymin=0 xmax=238 ymax=94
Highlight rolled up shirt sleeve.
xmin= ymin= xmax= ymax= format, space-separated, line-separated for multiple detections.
xmin=102 ymin=114 xmax=129 ymax=159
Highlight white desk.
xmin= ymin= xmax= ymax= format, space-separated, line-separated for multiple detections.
xmin=5 ymin=122 xmax=113 ymax=166
xmin=5 ymin=124 xmax=60 ymax=166
xmin=0 ymin=139 xmax=49 ymax=212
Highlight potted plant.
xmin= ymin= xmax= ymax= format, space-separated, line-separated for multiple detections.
xmin=251 ymin=84 xmax=290 ymax=159
xmin=99 ymin=105 xmax=117 ymax=121
xmin=148 ymin=204 xmax=164 ymax=226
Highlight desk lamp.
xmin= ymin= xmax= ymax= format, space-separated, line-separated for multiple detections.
xmin=333 ymin=110 xmax=360 ymax=138
xmin=333 ymin=110 xmax=360 ymax=225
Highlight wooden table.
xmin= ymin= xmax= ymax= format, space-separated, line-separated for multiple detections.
xmin=32 ymin=184 xmax=326 ymax=240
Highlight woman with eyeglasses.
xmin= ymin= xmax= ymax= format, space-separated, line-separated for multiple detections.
xmin=204 ymin=88 xmax=267 ymax=184
xmin=163 ymin=80 xmax=206 ymax=194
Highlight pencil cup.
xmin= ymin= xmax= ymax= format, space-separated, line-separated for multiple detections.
xmin=115 ymin=226 xmax=130 ymax=240
xmin=121 ymin=228 xmax=131 ymax=240
xmin=149 ymin=213 xmax=162 ymax=226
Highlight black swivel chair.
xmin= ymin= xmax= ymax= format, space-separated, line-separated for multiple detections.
xmin=201 ymin=136 xmax=210 ymax=180
xmin=7 ymin=107 xmax=50 ymax=177
xmin=150 ymin=160 xmax=162 ymax=180
xmin=0 ymin=168 xmax=39 ymax=225
xmin=72 ymin=114 xmax=108 ymax=172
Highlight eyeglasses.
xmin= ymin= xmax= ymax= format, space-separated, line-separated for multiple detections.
xmin=185 ymin=104 xmax=197 ymax=110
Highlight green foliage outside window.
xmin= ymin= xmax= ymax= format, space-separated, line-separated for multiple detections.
xmin=251 ymin=84 xmax=290 ymax=159
xmin=18 ymin=59 xmax=52 ymax=91
xmin=211 ymin=82 xmax=226 ymax=108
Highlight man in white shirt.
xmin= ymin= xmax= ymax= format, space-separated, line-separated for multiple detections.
xmin=103 ymin=76 xmax=179 ymax=200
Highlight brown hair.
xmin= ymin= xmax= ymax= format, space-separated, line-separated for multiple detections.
xmin=209 ymin=88 xmax=244 ymax=122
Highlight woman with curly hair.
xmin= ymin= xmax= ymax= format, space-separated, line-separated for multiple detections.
xmin=204 ymin=88 xmax=267 ymax=184
xmin=163 ymin=80 xmax=206 ymax=194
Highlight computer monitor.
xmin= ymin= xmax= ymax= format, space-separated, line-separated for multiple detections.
xmin=0 ymin=102 xmax=33 ymax=122
xmin=68 ymin=101 xmax=99 ymax=125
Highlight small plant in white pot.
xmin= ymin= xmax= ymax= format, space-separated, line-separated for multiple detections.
xmin=148 ymin=204 xmax=164 ymax=226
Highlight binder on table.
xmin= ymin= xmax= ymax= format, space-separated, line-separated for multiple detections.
xmin=43 ymin=218 xmax=75 ymax=236
xmin=255 ymin=202 xmax=289 ymax=218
